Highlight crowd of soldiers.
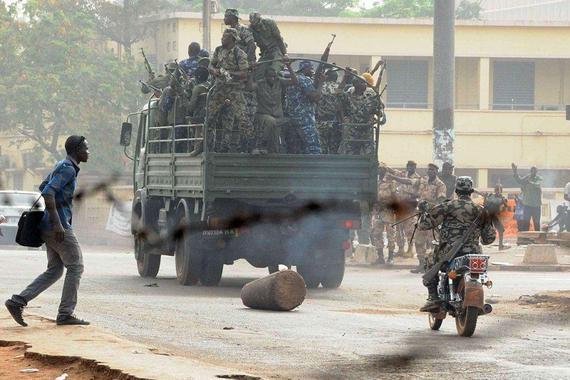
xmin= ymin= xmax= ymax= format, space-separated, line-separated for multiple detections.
xmin=369 ymin=160 xmax=455 ymax=270
xmin=140 ymin=9 xmax=384 ymax=155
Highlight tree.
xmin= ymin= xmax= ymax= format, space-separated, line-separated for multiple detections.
xmin=176 ymin=0 xmax=356 ymax=17
xmin=84 ymin=0 xmax=172 ymax=58
xmin=456 ymin=0 xmax=482 ymax=20
xmin=359 ymin=0 xmax=434 ymax=18
xmin=0 ymin=0 xmax=144 ymax=173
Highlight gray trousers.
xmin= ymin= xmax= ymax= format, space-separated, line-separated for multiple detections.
xmin=11 ymin=229 xmax=84 ymax=318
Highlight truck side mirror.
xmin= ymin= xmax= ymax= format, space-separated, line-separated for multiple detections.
xmin=120 ymin=122 xmax=133 ymax=146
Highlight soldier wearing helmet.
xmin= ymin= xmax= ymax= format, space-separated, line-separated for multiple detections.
xmin=416 ymin=176 xmax=496 ymax=312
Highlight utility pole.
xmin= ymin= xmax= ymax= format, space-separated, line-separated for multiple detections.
xmin=202 ymin=0 xmax=211 ymax=51
xmin=432 ymin=0 xmax=455 ymax=166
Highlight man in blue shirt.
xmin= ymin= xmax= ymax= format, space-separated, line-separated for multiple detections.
xmin=286 ymin=60 xmax=323 ymax=154
xmin=179 ymin=42 xmax=209 ymax=78
xmin=5 ymin=135 xmax=90 ymax=327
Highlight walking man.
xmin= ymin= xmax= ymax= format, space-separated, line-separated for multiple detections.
xmin=5 ymin=136 xmax=90 ymax=327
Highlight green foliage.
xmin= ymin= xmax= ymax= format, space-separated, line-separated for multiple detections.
xmin=0 ymin=0 xmax=145 ymax=173
xmin=456 ymin=0 xmax=482 ymax=20
xmin=359 ymin=0 xmax=433 ymax=18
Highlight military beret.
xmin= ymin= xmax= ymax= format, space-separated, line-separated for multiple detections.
xmin=225 ymin=8 xmax=239 ymax=18
xmin=406 ymin=160 xmax=417 ymax=167
xmin=223 ymin=28 xmax=241 ymax=42
xmin=428 ymin=163 xmax=439 ymax=170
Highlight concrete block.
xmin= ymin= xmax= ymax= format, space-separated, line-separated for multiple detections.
xmin=352 ymin=244 xmax=378 ymax=264
xmin=523 ymin=244 xmax=558 ymax=265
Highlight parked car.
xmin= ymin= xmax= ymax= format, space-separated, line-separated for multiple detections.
xmin=0 ymin=191 xmax=44 ymax=245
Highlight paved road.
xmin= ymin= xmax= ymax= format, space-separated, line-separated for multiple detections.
xmin=0 ymin=247 xmax=568 ymax=379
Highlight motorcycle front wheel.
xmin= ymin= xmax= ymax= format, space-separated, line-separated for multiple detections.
xmin=455 ymin=306 xmax=478 ymax=337
xmin=429 ymin=312 xmax=444 ymax=330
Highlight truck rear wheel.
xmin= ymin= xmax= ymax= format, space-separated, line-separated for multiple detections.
xmin=320 ymin=259 xmax=345 ymax=289
xmin=175 ymin=225 xmax=201 ymax=286
xmin=296 ymin=265 xmax=321 ymax=288
xmin=200 ymin=254 xmax=223 ymax=286
xmin=135 ymin=237 xmax=161 ymax=278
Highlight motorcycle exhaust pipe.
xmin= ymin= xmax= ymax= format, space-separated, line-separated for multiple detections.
xmin=483 ymin=303 xmax=493 ymax=314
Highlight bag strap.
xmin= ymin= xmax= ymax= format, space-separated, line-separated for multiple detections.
xmin=29 ymin=194 xmax=43 ymax=211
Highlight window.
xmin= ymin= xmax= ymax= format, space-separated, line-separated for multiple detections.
xmin=172 ymin=22 xmax=176 ymax=33
xmin=385 ymin=59 xmax=429 ymax=109
xmin=492 ymin=61 xmax=535 ymax=110
xmin=167 ymin=42 xmax=171 ymax=52
xmin=172 ymin=41 xmax=177 ymax=52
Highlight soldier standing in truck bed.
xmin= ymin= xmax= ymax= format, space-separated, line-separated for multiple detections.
xmin=208 ymin=28 xmax=250 ymax=153
xmin=316 ymin=70 xmax=341 ymax=154
xmin=249 ymin=12 xmax=287 ymax=80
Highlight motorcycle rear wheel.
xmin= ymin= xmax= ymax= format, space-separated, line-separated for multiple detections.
xmin=455 ymin=306 xmax=478 ymax=337
xmin=429 ymin=312 xmax=444 ymax=330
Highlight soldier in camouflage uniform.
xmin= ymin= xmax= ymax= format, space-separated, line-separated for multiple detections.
xmin=208 ymin=28 xmax=251 ymax=153
xmin=316 ymin=70 xmax=341 ymax=154
xmin=388 ymin=161 xmax=421 ymax=257
xmin=285 ymin=60 xmax=322 ymax=154
xmin=389 ymin=163 xmax=447 ymax=273
xmin=224 ymin=9 xmax=258 ymax=135
xmin=417 ymin=176 xmax=496 ymax=312
xmin=249 ymin=12 xmax=287 ymax=80
xmin=370 ymin=166 xmax=398 ymax=265
xmin=337 ymin=75 xmax=380 ymax=155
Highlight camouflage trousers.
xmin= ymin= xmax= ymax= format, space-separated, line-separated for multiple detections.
xmin=316 ymin=120 xmax=342 ymax=154
xmin=244 ymin=90 xmax=257 ymax=132
xmin=291 ymin=116 xmax=321 ymax=154
xmin=208 ymin=86 xmax=253 ymax=153
xmin=371 ymin=211 xmax=396 ymax=253
xmin=338 ymin=124 xmax=374 ymax=155
xmin=414 ymin=229 xmax=433 ymax=260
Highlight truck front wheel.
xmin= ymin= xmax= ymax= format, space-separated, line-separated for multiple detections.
xmin=135 ymin=237 xmax=161 ymax=278
xmin=175 ymin=216 xmax=201 ymax=286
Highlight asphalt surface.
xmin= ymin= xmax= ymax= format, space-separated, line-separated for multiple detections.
xmin=0 ymin=246 xmax=568 ymax=379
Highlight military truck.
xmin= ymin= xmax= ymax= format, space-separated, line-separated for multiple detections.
xmin=120 ymin=63 xmax=381 ymax=288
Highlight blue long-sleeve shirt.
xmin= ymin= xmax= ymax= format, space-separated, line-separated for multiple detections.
xmin=39 ymin=157 xmax=80 ymax=231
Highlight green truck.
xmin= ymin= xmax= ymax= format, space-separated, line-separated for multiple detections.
xmin=120 ymin=68 xmax=381 ymax=288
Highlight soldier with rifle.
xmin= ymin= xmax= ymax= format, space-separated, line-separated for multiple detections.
xmin=140 ymin=48 xmax=170 ymax=97
xmin=416 ymin=176 xmax=496 ymax=312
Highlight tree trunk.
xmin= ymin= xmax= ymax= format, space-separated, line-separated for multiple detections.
xmin=241 ymin=270 xmax=306 ymax=311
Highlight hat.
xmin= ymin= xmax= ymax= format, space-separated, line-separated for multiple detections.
xmin=198 ymin=56 xmax=210 ymax=64
xmin=297 ymin=60 xmax=313 ymax=72
xmin=225 ymin=8 xmax=239 ymax=18
xmin=362 ymin=72 xmax=375 ymax=86
xmin=223 ymin=28 xmax=241 ymax=42
xmin=428 ymin=163 xmax=439 ymax=171
xmin=406 ymin=160 xmax=417 ymax=167
xmin=456 ymin=176 xmax=474 ymax=193
xmin=249 ymin=12 xmax=261 ymax=23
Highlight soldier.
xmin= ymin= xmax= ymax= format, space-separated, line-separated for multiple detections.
xmin=140 ymin=64 xmax=174 ymax=98
xmin=249 ymin=12 xmax=287 ymax=79
xmin=208 ymin=28 xmax=250 ymax=153
xmin=179 ymin=42 xmax=209 ymax=78
xmin=389 ymin=163 xmax=446 ymax=273
xmin=336 ymin=75 xmax=380 ymax=155
xmin=316 ymin=70 xmax=341 ymax=154
xmin=390 ymin=161 xmax=421 ymax=257
xmin=251 ymin=60 xmax=294 ymax=153
xmin=371 ymin=166 xmax=398 ymax=265
xmin=439 ymin=161 xmax=457 ymax=199
xmin=285 ymin=60 xmax=322 ymax=154
xmin=224 ymin=9 xmax=257 ymax=134
xmin=417 ymin=176 xmax=496 ymax=312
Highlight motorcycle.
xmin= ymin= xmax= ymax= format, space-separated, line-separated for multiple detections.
xmin=428 ymin=254 xmax=494 ymax=337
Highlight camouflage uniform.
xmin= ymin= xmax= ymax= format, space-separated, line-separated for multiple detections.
xmin=413 ymin=176 xmax=447 ymax=261
xmin=396 ymin=171 xmax=421 ymax=254
xmin=233 ymin=22 xmax=258 ymax=134
xmin=249 ymin=16 xmax=285 ymax=79
xmin=337 ymin=90 xmax=379 ymax=155
xmin=285 ymin=74 xmax=321 ymax=154
xmin=371 ymin=178 xmax=398 ymax=260
xmin=418 ymin=197 xmax=496 ymax=280
xmin=208 ymin=44 xmax=251 ymax=153
xmin=316 ymin=80 xmax=341 ymax=154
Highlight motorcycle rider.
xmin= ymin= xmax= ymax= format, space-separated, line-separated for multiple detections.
xmin=416 ymin=176 xmax=496 ymax=312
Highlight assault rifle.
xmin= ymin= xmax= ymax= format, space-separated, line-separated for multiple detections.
xmin=139 ymin=80 xmax=162 ymax=96
xmin=422 ymin=213 xmax=482 ymax=286
xmin=314 ymin=34 xmax=336 ymax=81
xmin=141 ymin=48 xmax=155 ymax=80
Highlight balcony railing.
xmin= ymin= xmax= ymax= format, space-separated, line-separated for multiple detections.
xmin=385 ymin=103 xmax=565 ymax=111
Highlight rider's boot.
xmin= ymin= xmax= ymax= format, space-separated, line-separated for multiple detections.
xmin=419 ymin=283 xmax=441 ymax=312
xmin=374 ymin=249 xmax=385 ymax=265
xmin=410 ymin=257 xmax=425 ymax=274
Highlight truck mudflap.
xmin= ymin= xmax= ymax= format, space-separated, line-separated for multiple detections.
xmin=463 ymin=280 xmax=484 ymax=309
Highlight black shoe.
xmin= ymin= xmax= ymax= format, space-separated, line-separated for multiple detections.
xmin=419 ymin=299 xmax=442 ymax=312
xmin=386 ymin=253 xmax=394 ymax=265
xmin=5 ymin=299 xmax=27 ymax=327
xmin=56 ymin=315 xmax=90 ymax=326
xmin=374 ymin=256 xmax=385 ymax=265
